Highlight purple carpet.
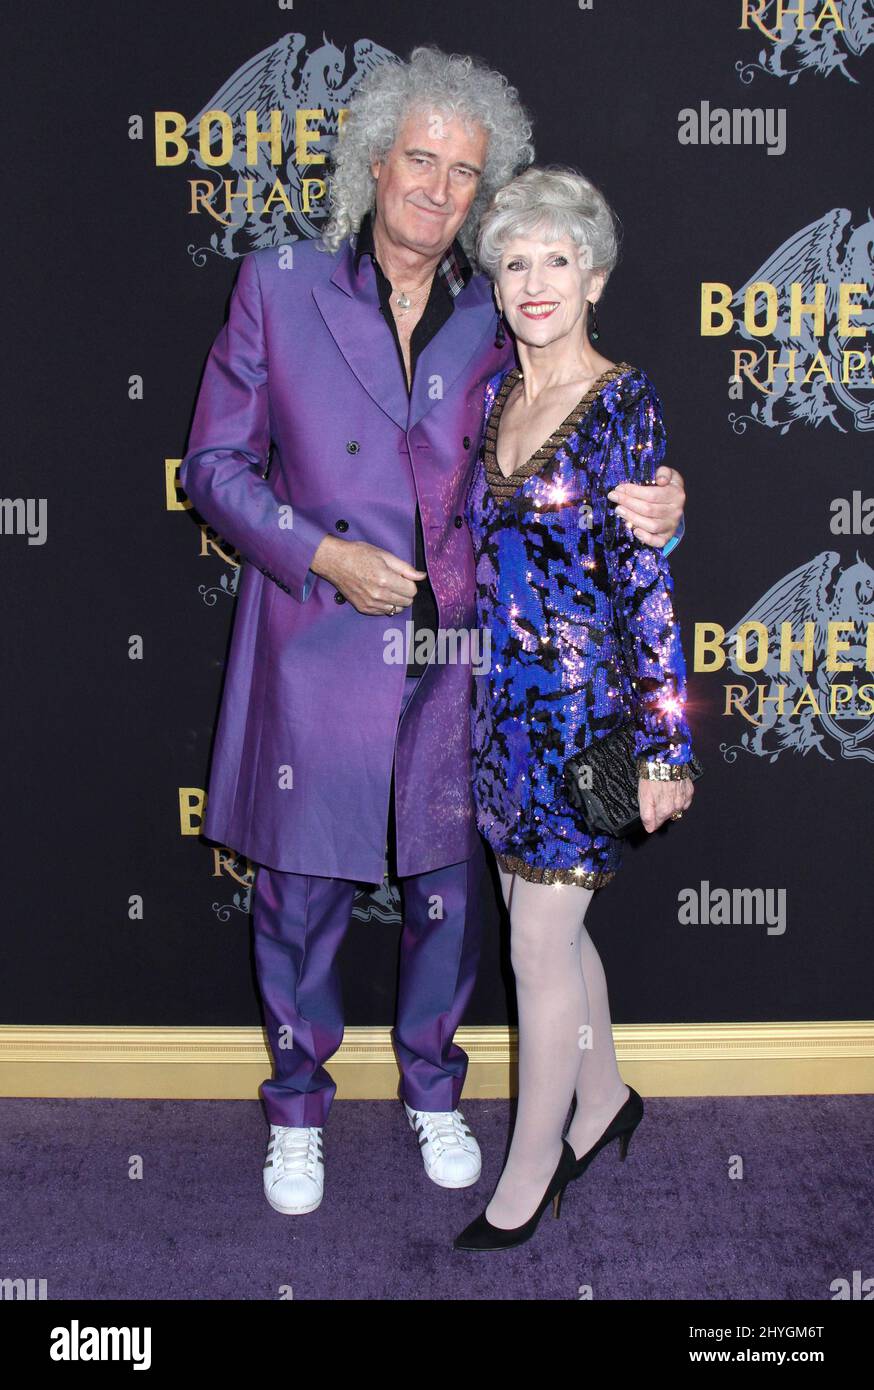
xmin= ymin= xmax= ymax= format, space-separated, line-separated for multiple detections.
xmin=1 ymin=1095 xmax=871 ymax=1300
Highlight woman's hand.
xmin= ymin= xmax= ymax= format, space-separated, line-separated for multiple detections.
xmin=638 ymin=774 xmax=694 ymax=833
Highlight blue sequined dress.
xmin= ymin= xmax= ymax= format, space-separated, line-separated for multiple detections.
xmin=464 ymin=361 xmax=694 ymax=888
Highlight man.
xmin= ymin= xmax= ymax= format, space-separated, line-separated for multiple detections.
xmin=179 ymin=45 xmax=685 ymax=1215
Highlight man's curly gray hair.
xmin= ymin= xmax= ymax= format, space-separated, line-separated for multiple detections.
xmin=317 ymin=44 xmax=534 ymax=266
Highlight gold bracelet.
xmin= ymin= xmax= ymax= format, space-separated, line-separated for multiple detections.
xmin=637 ymin=758 xmax=693 ymax=781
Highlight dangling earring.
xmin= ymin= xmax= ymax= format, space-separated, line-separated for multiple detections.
xmin=589 ymin=300 xmax=600 ymax=342
xmin=494 ymin=308 xmax=506 ymax=348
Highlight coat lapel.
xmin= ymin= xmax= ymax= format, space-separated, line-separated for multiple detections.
xmin=312 ymin=236 xmax=495 ymax=433
xmin=407 ymin=274 xmax=494 ymax=430
xmin=311 ymin=239 xmax=409 ymax=430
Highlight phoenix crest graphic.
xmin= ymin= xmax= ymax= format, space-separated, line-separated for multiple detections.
xmin=721 ymin=550 xmax=874 ymax=764
xmin=184 ymin=33 xmax=399 ymax=263
xmin=728 ymin=208 xmax=874 ymax=434
xmin=736 ymin=0 xmax=874 ymax=83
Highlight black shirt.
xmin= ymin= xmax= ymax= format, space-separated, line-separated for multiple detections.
xmin=352 ymin=210 xmax=474 ymax=675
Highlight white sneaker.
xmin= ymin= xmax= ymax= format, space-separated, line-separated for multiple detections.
xmin=404 ymin=1103 xmax=482 ymax=1188
xmin=263 ymin=1125 xmax=324 ymax=1214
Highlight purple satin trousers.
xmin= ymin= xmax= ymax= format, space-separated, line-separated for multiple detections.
xmin=252 ymin=676 xmax=486 ymax=1125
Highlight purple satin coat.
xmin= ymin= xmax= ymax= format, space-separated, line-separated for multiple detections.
xmin=180 ymin=237 xmax=515 ymax=881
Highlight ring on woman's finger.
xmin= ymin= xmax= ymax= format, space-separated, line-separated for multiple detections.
xmin=670 ymin=810 xmax=684 ymax=821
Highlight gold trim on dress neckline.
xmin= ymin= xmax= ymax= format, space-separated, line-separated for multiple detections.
xmin=483 ymin=361 xmax=635 ymax=501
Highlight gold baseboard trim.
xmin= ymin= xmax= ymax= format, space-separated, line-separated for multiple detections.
xmin=0 ymin=1023 xmax=872 ymax=1099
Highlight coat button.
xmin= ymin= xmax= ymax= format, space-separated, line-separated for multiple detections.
xmin=346 ymin=440 xmax=360 ymax=454
xmin=454 ymin=516 xmax=463 ymax=528
xmin=463 ymin=436 xmax=471 ymax=449
xmin=334 ymin=591 xmax=347 ymax=604
xmin=335 ymin=519 xmax=349 ymax=532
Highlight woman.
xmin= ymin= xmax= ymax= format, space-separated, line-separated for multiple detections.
xmin=454 ymin=167 xmax=696 ymax=1251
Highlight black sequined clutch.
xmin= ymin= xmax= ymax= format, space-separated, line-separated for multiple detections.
xmin=563 ymin=722 xmax=703 ymax=837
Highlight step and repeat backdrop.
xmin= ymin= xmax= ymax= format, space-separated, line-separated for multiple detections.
xmin=4 ymin=1 xmax=871 ymax=1031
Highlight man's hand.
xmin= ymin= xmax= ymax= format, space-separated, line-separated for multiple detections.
xmin=608 ymin=466 xmax=685 ymax=548
xmin=638 ymin=776 xmax=694 ymax=833
xmin=311 ymin=535 xmax=427 ymax=615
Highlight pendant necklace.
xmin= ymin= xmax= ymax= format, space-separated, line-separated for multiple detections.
xmin=393 ymin=278 xmax=431 ymax=315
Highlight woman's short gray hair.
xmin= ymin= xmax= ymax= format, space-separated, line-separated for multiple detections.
xmin=318 ymin=44 xmax=534 ymax=264
xmin=476 ymin=166 xmax=622 ymax=289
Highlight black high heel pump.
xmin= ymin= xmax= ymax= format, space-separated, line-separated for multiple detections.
xmin=570 ymin=1086 xmax=644 ymax=1179
xmin=453 ymin=1139 xmax=578 ymax=1251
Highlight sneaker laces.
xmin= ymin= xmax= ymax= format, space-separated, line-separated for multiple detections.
xmin=269 ymin=1126 xmax=322 ymax=1179
xmin=415 ymin=1110 xmax=474 ymax=1156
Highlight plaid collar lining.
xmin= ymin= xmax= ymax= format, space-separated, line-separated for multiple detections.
xmin=353 ymin=209 xmax=473 ymax=299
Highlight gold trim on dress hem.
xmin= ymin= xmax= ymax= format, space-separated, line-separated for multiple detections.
xmin=495 ymin=852 xmax=616 ymax=889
